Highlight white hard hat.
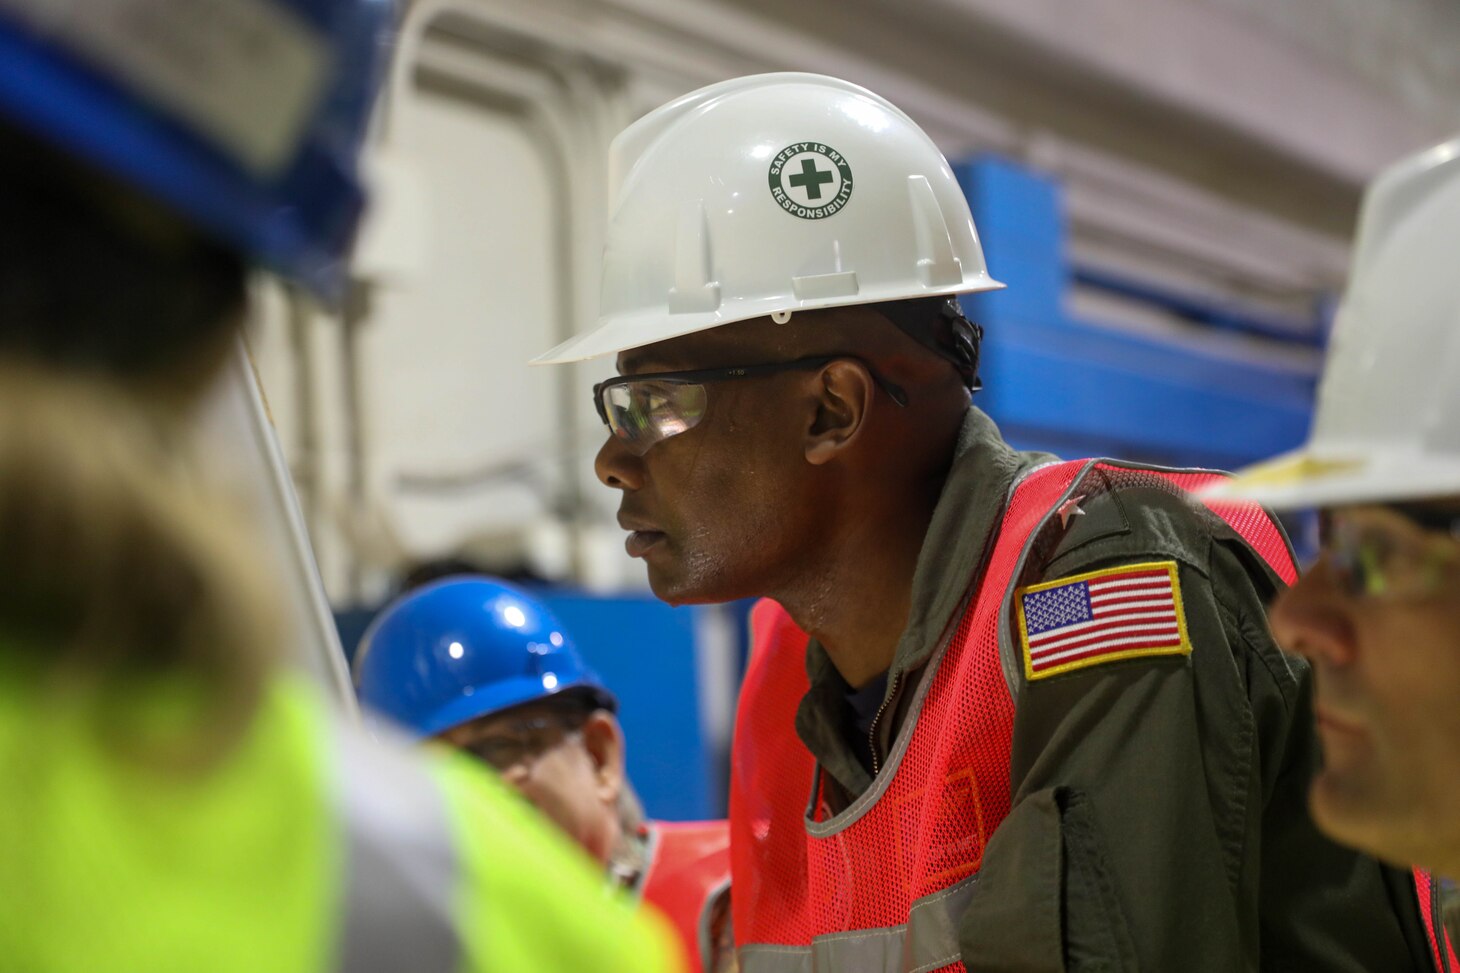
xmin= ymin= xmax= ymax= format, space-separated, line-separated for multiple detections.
xmin=530 ymin=73 xmax=1003 ymax=365
xmin=1212 ymin=136 xmax=1460 ymax=510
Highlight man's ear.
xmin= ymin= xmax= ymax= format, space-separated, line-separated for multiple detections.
xmin=580 ymin=710 xmax=627 ymax=805
xmin=805 ymin=359 xmax=875 ymax=466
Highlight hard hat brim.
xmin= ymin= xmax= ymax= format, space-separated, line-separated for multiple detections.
xmin=1202 ymin=446 xmax=1460 ymax=511
xmin=409 ymin=676 xmax=618 ymax=740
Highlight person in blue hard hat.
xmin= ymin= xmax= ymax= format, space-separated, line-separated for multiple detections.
xmin=0 ymin=1 xmax=680 ymax=970
xmin=356 ymin=576 xmax=734 ymax=973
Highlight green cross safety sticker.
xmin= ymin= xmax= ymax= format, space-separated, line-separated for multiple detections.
xmin=768 ymin=143 xmax=853 ymax=220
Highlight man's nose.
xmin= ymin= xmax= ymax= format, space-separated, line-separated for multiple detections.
xmin=497 ymin=759 xmax=532 ymax=789
xmin=594 ymin=433 xmax=645 ymax=491
xmin=1268 ymin=561 xmax=1359 ymax=670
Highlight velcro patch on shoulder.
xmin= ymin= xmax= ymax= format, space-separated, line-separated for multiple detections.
xmin=1016 ymin=560 xmax=1191 ymax=682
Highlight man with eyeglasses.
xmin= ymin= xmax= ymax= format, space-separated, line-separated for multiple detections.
xmin=1210 ymin=136 xmax=1460 ymax=964
xmin=354 ymin=576 xmax=734 ymax=973
xmin=532 ymin=73 xmax=1441 ymax=971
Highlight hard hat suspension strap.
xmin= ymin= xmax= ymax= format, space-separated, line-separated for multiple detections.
xmin=873 ymin=296 xmax=984 ymax=393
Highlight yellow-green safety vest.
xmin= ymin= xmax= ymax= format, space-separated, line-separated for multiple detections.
xmin=0 ymin=659 xmax=683 ymax=972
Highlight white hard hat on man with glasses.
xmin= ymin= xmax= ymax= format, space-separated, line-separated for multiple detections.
xmin=1212 ymin=136 xmax=1460 ymax=963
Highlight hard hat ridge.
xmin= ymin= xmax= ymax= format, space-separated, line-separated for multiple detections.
xmin=606 ymin=73 xmax=929 ymax=205
xmin=1211 ymin=134 xmax=1460 ymax=510
xmin=1350 ymin=140 xmax=1460 ymax=286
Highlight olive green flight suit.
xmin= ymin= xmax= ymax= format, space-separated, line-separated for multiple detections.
xmin=793 ymin=407 xmax=1436 ymax=972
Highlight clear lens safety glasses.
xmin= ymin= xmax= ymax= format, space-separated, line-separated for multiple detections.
xmin=596 ymin=379 xmax=709 ymax=456
xmin=592 ymin=355 xmax=908 ymax=456
xmin=1318 ymin=506 xmax=1460 ymax=600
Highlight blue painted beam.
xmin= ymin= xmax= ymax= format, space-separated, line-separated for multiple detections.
xmin=538 ymin=592 xmax=718 ymax=822
xmin=955 ymin=156 xmax=1317 ymax=469
xmin=974 ymin=314 xmax=1312 ymax=470
xmin=1070 ymin=264 xmax=1323 ymax=347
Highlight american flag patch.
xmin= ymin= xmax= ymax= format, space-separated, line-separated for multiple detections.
xmin=1017 ymin=561 xmax=1191 ymax=681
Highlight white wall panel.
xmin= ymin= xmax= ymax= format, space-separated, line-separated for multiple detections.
xmin=363 ymin=88 xmax=557 ymax=559
xmin=247 ymin=0 xmax=1458 ymax=603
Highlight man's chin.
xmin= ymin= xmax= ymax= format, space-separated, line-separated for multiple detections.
xmin=646 ymin=573 xmax=714 ymax=606
xmin=644 ymin=562 xmax=732 ymax=606
xmin=1309 ymin=769 xmax=1421 ymax=866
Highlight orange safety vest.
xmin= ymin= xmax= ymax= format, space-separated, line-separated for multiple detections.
xmin=729 ymin=459 xmax=1298 ymax=972
xmin=642 ymin=819 xmax=732 ymax=973
xmin=1415 ymin=867 xmax=1459 ymax=972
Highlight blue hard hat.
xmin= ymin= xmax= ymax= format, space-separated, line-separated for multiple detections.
xmin=354 ymin=577 xmax=618 ymax=740
xmin=0 ymin=0 xmax=395 ymax=298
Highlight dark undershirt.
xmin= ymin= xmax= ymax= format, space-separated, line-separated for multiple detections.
xmin=844 ymin=670 xmax=890 ymax=775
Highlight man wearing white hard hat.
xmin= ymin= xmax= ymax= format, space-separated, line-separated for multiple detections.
xmin=1212 ymin=136 xmax=1460 ymax=966
xmin=534 ymin=74 xmax=1438 ymax=970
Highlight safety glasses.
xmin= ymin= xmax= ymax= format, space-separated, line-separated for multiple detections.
xmin=461 ymin=711 xmax=589 ymax=773
xmin=592 ymin=354 xmax=909 ymax=456
xmin=1317 ymin=506 xmax=1460 ymax=600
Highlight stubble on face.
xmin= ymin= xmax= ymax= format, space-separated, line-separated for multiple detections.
xmin=443 ymin=705 xmax=616 ymax=863
xmin=637 ymin=394 xmax=813 ymax=606
xmin=1297 ymin=591 xmax=1460 ymax=873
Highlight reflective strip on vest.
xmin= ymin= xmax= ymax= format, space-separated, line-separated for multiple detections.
xmin=699 ymin=875 xmax=733 ymax=973
xmin=738 ymin=875 xmax=977 ymax=973
xmin=329 ymin=719 xmax=463 ymax=973
xmin=640 ymin=820 xmax=734 ymax=973
xmin=731 ymin=459 xmax=1297 ymax=971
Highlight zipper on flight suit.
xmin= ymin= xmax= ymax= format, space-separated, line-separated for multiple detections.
xmin=866 ymin=671 xmax=900 ymax=776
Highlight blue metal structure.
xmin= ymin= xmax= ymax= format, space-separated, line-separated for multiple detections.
xmin=535 ymin=592 xmax=723 ymax=822
xmin=956 ymin=157 xmax=1321 ymax=470
xmin=0 ymin=0 xmax=395 ymax=297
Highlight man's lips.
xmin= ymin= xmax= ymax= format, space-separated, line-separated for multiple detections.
xmin=1314 ymin=706 xmax=1367 ymax=740
xmin=625 ymin=530 xmax=666 ymax=558
xmin=618 ymin=514 xmax=665 ymax=558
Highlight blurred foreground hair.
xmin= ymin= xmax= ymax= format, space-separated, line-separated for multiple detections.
xmin=0 ymin=368 xmax=280 ymax=769
xmin=0 ymin=118 xmax=275 ymax=769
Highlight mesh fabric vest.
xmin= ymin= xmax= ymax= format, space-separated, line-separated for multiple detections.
xmin=730 ymin=460 xmax=1297 ymax=972
xmin=642 ymin=820 xmax=733 ymax=973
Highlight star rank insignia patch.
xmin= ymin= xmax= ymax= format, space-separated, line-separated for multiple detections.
xmin=1016 ymin=561 xmax=1192 ymax=681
